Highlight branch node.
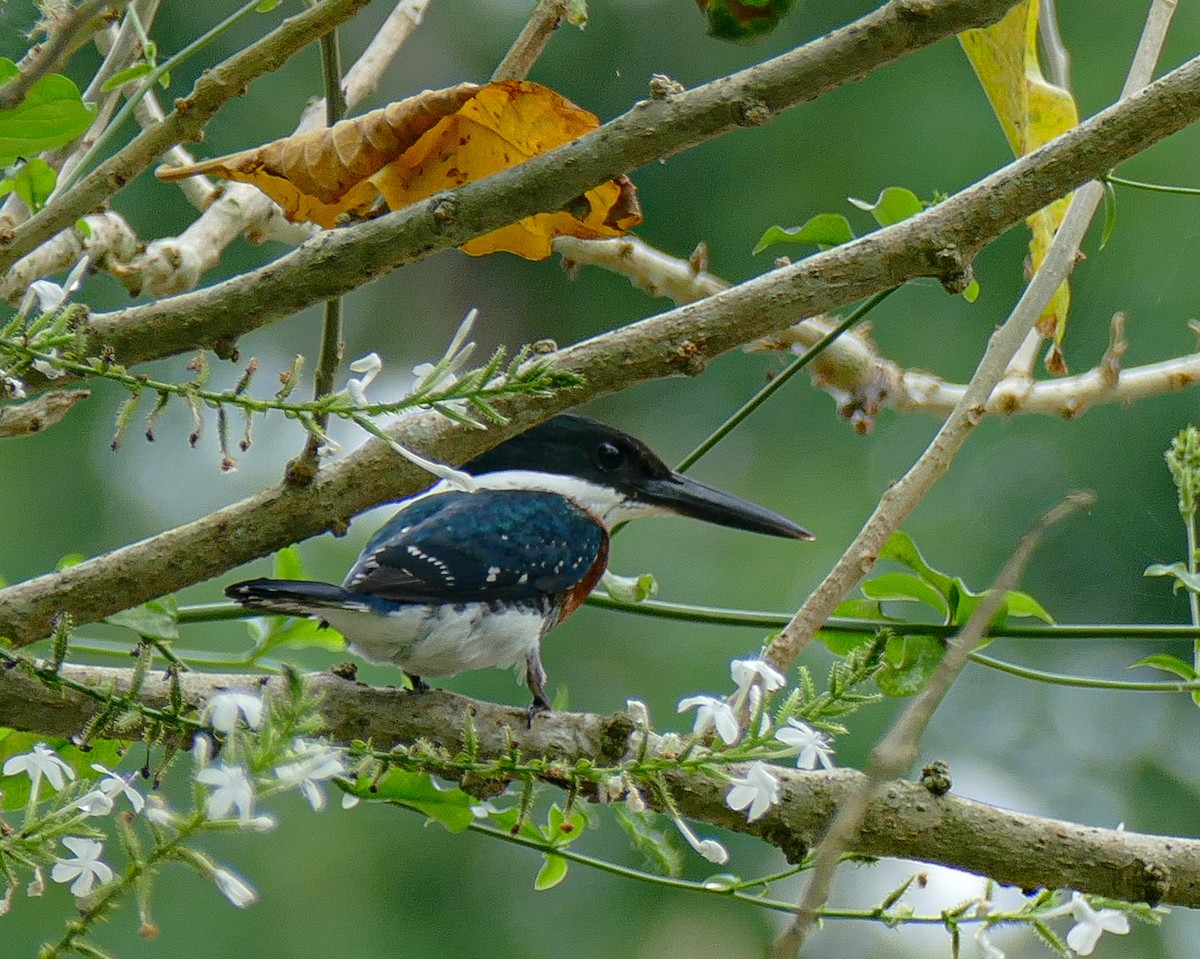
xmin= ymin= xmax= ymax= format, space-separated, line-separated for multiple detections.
xmin=732 ymin=98 xmax=772 ymax=127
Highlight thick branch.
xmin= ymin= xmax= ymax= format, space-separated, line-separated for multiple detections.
xmin=40 ymin=0 xmax=1021 ymax=381
xmin=0 ymin=661 xmax=1193 ymax=908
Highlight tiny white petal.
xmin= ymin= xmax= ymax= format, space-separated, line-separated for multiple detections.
xmin=677 ymin=695 xmax=741 ymax=745
xmin=26 ymin=867 xmax=45 ymax=898
xmin=212 ymin=867 xmax=258 ymax=908
xmin=204 ymin=691 xmax=264 ymax=734
xmin=673 ymin=816 xmax=730 ymax=865
xmin=725 ymin=762 xmax=781 ymax=823
xmin=349 ymin=352 xmax=382 ymax=377
xmin=76 ymin=790 xmax=114 ymax=816
xmin=730 ymin=658 xmax=786 ymax=693
xmin=192 ymin=733 xmax=212 ymax=768
xmin=30 ymin=280 xmax=66 ymax=313
xmin=1066 ymin=892 xmax=1130 ymax=955
xmin=975 ymin=928 xmax=1005 ymax=959
xmin=775 ymin=719 xmax=836 ymax=770
xmin=624 ymin=699 xmax=651 ymax=728
xmin=341 ymin=792 xmax=360 ymax=810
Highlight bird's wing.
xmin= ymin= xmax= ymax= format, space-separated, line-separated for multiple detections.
xmin=342 ymin=489 xmax=609 ymax=604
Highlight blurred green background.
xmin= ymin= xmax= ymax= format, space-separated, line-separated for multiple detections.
xmin=4 ymin=0 xmax=1200 ymax=955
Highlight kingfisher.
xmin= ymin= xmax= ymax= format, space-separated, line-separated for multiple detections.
xmin=225 ymin=413 xmax=811 ymax=716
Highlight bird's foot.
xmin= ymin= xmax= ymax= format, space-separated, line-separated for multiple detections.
xmin=526 ymin=695 xmax=551 ymax=728
xmin=406 ymin=673 xmax=431 ymax=693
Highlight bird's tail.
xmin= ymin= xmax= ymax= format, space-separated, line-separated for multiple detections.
xmin=225 ymin=578 xmax=353 ymax=617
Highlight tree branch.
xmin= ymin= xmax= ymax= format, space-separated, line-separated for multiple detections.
xmin=5 ymin=46 xmax=1200 ymax=646
xmin=0 ymin=0 xmax=373 ymax=274
xmin=29 ymin=0 xmax=1021 ymax=385
xmin=0 ymin=660 xmax=1193 ymax=908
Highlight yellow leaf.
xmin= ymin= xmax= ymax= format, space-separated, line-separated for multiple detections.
xmin=960 ymin=0 xmax=1078 ymax=370
xmin=157 ymin=80 xmax=642 ymax=259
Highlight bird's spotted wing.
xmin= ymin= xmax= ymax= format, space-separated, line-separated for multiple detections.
xmin=342 ymin=489 xmax=608 ymax=605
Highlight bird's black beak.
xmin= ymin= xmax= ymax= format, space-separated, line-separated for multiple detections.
xmin=636 ymin=472 xmax=813 ymax=541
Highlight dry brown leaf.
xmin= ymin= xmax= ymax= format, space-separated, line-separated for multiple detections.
xmin=157 ymin=80 xmax=642 ymax=259
xmin=157 ymin=83 xmax=481 ymax=228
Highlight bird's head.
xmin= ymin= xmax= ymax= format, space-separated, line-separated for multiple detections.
xmin=463 ymin=413 xmax=812 ymax=540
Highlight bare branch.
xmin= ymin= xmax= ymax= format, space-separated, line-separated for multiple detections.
xmin=491 ymin=0 xmax=569 ymax=82
xmin=777 ymin=492 xmax=1094 ymax=957
xmin=0 ymin=0 xmax=373 ymax=275
xmin=0 ymin=389 xmax=91 ymax=438
xmin=0 ymin=0 xmax=124 ymax=112
xmin=0 ymin=660 xmax=1194 ymax=908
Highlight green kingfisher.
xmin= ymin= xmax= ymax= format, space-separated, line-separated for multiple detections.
xmin=225 ymin=414 xmax=811 ymax=716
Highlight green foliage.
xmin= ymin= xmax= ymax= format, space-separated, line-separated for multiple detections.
xmin=847 ymin=186 xmax=923 ymax=226
xmin=0 ymin=58 xmax=95 ymax=164
xmin=0 ymin=157 xmax=56 ymax=212
xmin=352 ymin=769 xmax=476 ymax=832
xmin=615 ymin=807 xmax=683 ymax=876
xmin=241 ymin=547 xmax=345 ymax=662
xmin=105 ymin=596 xmax=180 ymax=644
xmin=695 ymin=0 xmax=799 ymax=42
xmin=753 ymin=213 xmax=853 ymax=254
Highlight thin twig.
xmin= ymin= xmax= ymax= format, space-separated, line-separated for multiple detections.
xmin=491 ymin=0 xmax=568 ymax=82
xmin=763 ymin=0 xmax=1181 ymax=676
xmin=773 ymin=492 xmax=1094 ymax=958
xmin=0 ymin=0 xmax=123 ymax=112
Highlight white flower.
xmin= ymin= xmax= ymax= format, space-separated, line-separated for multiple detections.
xmin=192 ymin=733 xmax=213 ymax=768
xmin=775 ymin=719 xmax=836 ymax=770
xmin=143 ymin=795 xmax=175 ymax=828
xmin=31 ymin=350 xmax=65 ymax=379
xmin=625 ymin=699 xmax=651 ymax=728
xmin=76 ymin=790 xmax=114 ymax=816
xmin=1066 ymin=892 xmax=1130 ymax=955
xmin=90 ymin=763 xmax=145 ymax=814
xmin=975 ymin=927 xmax=1005 ymax=959
xmin=730 ymin=658 xmax=786 ymax=695
xmin=2 ymin=742 xmax=75 ymax=791
xmin=274 ymin=740 xmax=346 ymax=812
xmin=50 ymin=837 xmax=113 ymax=896
xmin=212 ymin=867 xmax=258 ymax=908
xmin=341 ymin=792 xmax=360 ymax=810
xmin=345 ymin=352 xmax=383 ymax=407
xmin=677 ymin=695 xmax=740 ymax=745
xmin=672 ymin=816 xmax=729 ymax=865
xmin=725 ymin=762 xmax=781 ymax=823
xmin=195 ymin=763 xmax=255 ymax=821
xmin=28 ymin=279 xmax=67 ymax=313
xmin=203 ymin=691 xmax=264 ymax=734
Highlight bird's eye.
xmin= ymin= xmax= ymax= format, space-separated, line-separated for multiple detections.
xmin=595 ymin=441 xmax=624 ymax=471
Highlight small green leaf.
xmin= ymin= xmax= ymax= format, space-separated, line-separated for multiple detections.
xmin=0 ymin=58 xmax=96 ymax=164
xmin=876 ymin=635 xmax=944 ymax=697
xmin=1002 ymin=590 xmax=1054 ymax=624
xmin=353 ymin=770 xmax=476 ymax=832
xmin=961 ymin=277 xmax=981 ymax=302
xmin=860 ymin=571 xmax=949 ymax=615
xmin=535 ymin=853 xmax=569 ymax=890
xmin=1131 ymin=653 xmax=1198 ymax=681
xmin=273 ymin=545 xmax=307 ymax=581
xmin=10 ymin=157 xmax=56 ymax=212
xmin=74 ymin=218 xmax=91 ymax=238
xmin=256 ymin=0 xmax=281 ymax=10
xmin=100 ymin=63 xmax=154 ymax=93
xmin=1145 ymin=561 xmax=1200 ymax=594
xmin=699 ymin=0 xmax=798 ymax=42
xmin=753 ymin=214 xmax=854 ymax=254
xmin=879 ymin=531 xmax=954 ymax=596
xmin=1101 ymin=178 xmax=1117 ymax=250
xmin=847 ymin=186 xmax=923 ymax=226
xmin=106 ymin=596 xmax=179 ymax=643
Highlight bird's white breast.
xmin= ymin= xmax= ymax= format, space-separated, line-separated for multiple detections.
xmin=318 ymin=602 xmax=548 ymax=678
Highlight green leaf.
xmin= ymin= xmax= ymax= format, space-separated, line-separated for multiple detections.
xmin=354 ymin=770 xmax=475 ymax=832
xmin=1130 ymin=653 xmax=1198 ymax=681
xmin=0 ymin=58 xmax=96 ymax=164
xmin=74 ymin=218 xmax=91 ymax=238
xmin=847 ymin=186 xmax=923 ymax=226
xmin=273 ymin=545 xmax=308 ymax=581
xmin=0 ymin=731 xmax=124 ymax=810
xmin=753 ymin=214 xmax=854 ymax=254
xmin=100 ymin=63 xmax=154 ymax=93
xmin=105 ymin=595 xmax=179 ymax=643
xmin=860 ymin=571 xmax=948 ymax=616
xmin=876 ymin=635 xmax=944 ymax=697
xmin=879 ymin=531 xmax=954 ymax=596
xmin=1144 ymin=561 xmax=1200 ymax=594
xmin=1101 ymin=177 xmax=1117 ymax=249
xmin=1002 ymin=589 xmax=1054 ymax=624
xmin=699 ymin=0 xmax=798 ymax=42
xmin=10 ymin=157 xmax=55 ymax=212
xmin=615 ymin=807 xmax=682 ymax=877
xmin=961 ymin=277 xmax=981 ymax=303
xmin=535 ymin=853 xmax=569 ymax=890
xmin=819 ymin=598 xmax=889 ymax=654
